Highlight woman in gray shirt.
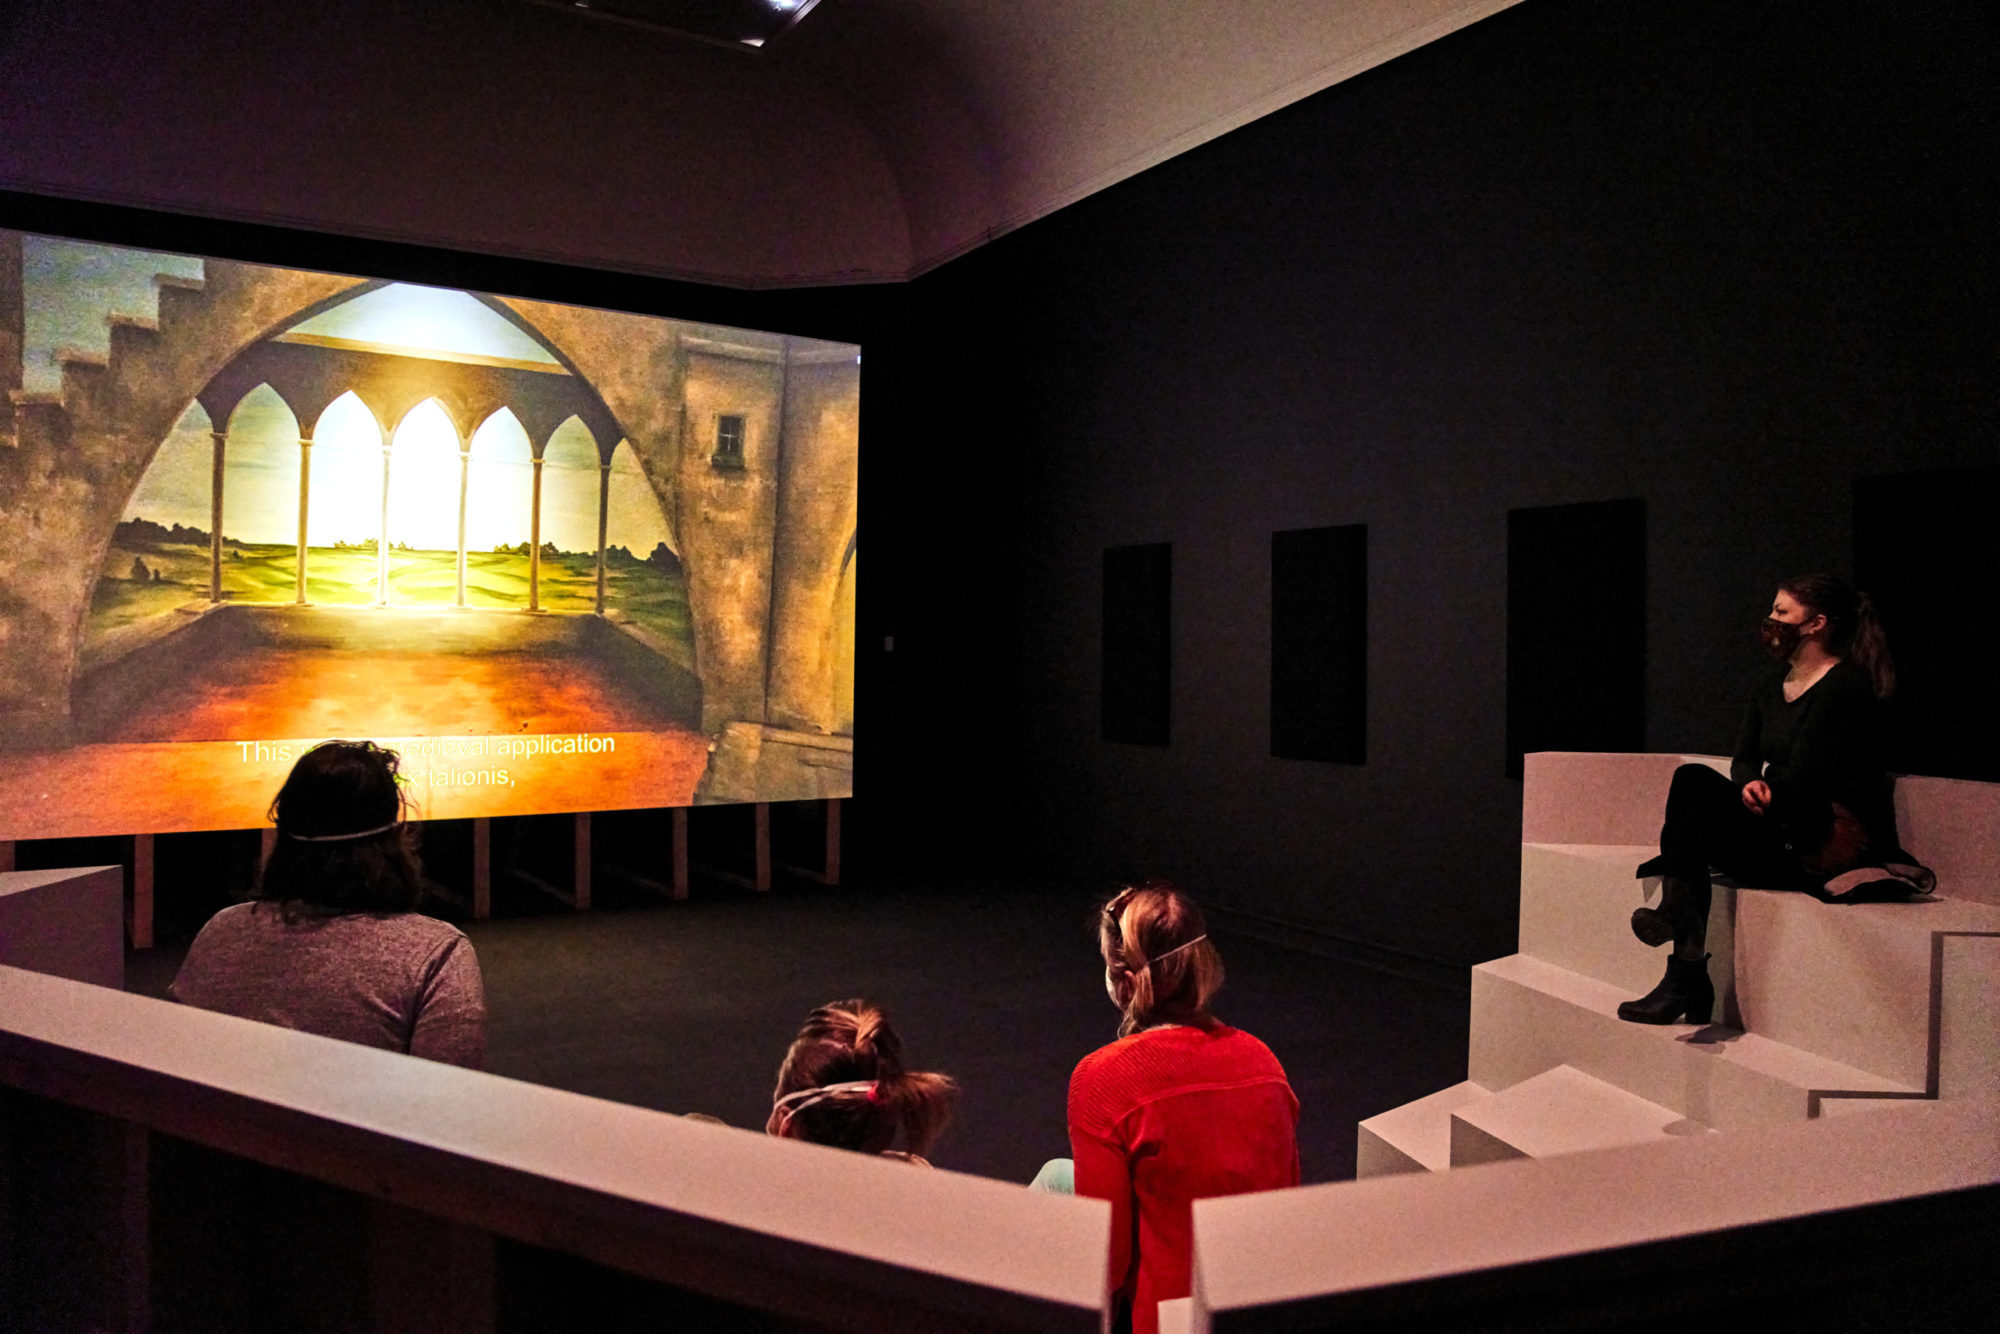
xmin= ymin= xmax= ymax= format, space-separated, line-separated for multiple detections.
xmin=172 ymin=741 xmax=486 ymax=1068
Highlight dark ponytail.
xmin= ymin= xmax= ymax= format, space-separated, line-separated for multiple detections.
xmin=772 ymin=1000 xmax=957 ymax=1157
xmin=1780 ymin=573 xmax=1895 ymax=698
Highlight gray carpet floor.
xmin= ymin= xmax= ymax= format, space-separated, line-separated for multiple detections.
xmin=130 ymin=878 xmax=1471 ymax=1184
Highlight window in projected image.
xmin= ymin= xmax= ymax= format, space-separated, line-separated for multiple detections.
xmin=0 ymin=231 xmax=858 ymax=839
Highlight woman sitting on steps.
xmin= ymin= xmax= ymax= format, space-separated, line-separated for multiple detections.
xmin=1621 ymin=572 xmax=1930 ymax=1026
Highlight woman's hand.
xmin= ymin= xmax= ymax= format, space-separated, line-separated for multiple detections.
xmin=1741 ymin=780 xmax=1773 ymax=815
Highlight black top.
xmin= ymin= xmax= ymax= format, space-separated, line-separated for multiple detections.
xmin=1730 ymin=660 xmax=1896 ymax=854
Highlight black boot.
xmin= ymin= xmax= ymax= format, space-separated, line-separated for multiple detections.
xmin=1616 ymin=954 xmax=1714 ymax=1025
xmin=1630 ymin=875 xmax=1710 ymax=950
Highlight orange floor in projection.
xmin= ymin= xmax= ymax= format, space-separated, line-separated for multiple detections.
xmin=0 ymin=650 xmax=709 ymax=839
xmin=108 ymin=649 xmax=686 ymax=742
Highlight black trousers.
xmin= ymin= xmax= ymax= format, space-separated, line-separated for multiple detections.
xmin=1656 ymin=763 xmax=1804 ymax=889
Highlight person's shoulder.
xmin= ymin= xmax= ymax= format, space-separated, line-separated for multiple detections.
xmin=363 ymin=911 xmax=472 ymax=948
xmin=1821 ymin=660 xmax=1876 ymax=699
xmin=1071 ymin=1031 xmax=1147 ymax=1084
xmin=1213 ymin=1025 xmax=1290 ymax=1078
xmin=1072 ymin=1023 xmax=1273 ymax=1088
xmin=190 ymin=900 xmax=271 ymax=942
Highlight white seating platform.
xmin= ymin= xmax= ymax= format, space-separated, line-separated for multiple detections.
xmin=1360 ymin=752 xmax=2000 ymax=1179
xmin=1448 ymin=1064 xmax=1696 ymax=1167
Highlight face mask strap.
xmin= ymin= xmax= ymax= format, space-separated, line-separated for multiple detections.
xmin=283 ymin=820 xmax=401 ymax=843
xmin=771 ymin=1080 xmax=879 ymax=1134
xmin=1139 ymin=933 xmax=1207 ymax=968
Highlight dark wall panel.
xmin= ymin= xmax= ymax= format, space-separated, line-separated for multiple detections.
xmin=1506 ymin=500 xmax=1646 ymax=778
xmin=1101 ymin=543 xmax=1172 ymax=745
xmin=1855 ymin=467 xmax=2000 ymax=782
xmin=1272 ymin=525 xmax=1367 ymax=764
xmin=917 ymin=0 xmax=1994 ymax=964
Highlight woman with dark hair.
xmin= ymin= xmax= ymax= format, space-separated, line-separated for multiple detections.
xmin=1059 ymin=881 xmax=1297 ymax=1334
xmin=171 ymin=741 xmax=486 ymax=1067
xmin=766 ymin=999 xmax=956 ymax=1164
xmin=1620 ymin=573 xmax=1924 ymax=1025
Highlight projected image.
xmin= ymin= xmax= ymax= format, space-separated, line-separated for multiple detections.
xmin=0 ymin=231 xmax=858 ymax=838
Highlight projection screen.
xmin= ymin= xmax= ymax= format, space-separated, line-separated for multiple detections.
xmin=0 ymin=230 xmax=857 ymax=839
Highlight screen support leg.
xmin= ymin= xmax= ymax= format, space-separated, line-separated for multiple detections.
xmin=129 ymin=833 xmax=154 ymax=950
xmin=573 ymin=812 xmax=592 ymax=911
xmin=755 ymin=803 xmax=772 ymax=893
xmin=825 ymin=798 xmax=841 ymax=887
xmin=672 ymin=808 xmax=690 ymax=901
xmin=472 ymin=818 xmax=492 ymax=920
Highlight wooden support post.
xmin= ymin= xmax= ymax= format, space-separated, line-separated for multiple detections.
xmin=754 ymin=803 xmax=772 ymax=893
xmin=671 ymin=808 xmax=689 ymax=901
xmin=0 ymin=838 xmax=14 ymax=873
xmin=825 ymin=797 xmax=842 ymax=887
xmin=129 ymin=833 xmax=155 ymax=951
xmin=472 ymin=818 xmax=492 ymax=920
xmin=260 ymin=826 xmax=278 ymax=866
xmin=573 ymin=812 xmax=592 ymax=911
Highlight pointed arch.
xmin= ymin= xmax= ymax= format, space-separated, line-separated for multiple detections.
xmin=463 ymin=407 xmax=536 ymax=608
xmin=301 ymin=391 xmax=387 ymax=604
xmin=384 ymin=398 xmax=466 ymax=605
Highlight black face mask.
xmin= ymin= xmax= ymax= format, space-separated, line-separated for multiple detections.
xmin=1759 ymin=617 xmax=1803 ymax=659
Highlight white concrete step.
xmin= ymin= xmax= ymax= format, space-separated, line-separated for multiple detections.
xmin=1356 ymin=1080 xmax=1491 ymax=1178
xmin=1733 ymin=891 xmax=2000 ymax=1090
xmin=1520 ymin=841 xmax=2000 ymax=1091
xmin=1523 ymin=751 xmax=2000 ymax=908
xmin=1940 ymin=933 xmax=2000 ymax=1100
xmin=1518 ymin=842 xmax=1738 ymax=1020
xmin=1448 ymin=1064 xmax=1706 ymax=1167
xmin=1894 ymin=773 xmax=2000 ymax=908
xmin=1522 ymin=752 xmax=1726 ymax=845
xmin=1469 ymin=953 xmax=1917 ymax=1128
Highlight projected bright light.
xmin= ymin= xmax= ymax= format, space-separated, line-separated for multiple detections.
xmin=1 ymin=229 xmax=860 ymax=838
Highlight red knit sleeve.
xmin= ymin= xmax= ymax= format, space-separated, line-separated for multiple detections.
xmin=1071 ymin=1114 xmax=1136 ymax=1299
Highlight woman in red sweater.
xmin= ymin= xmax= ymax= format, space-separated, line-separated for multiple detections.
xmin=1069 ymin=881 xmax=1298 ymax=1334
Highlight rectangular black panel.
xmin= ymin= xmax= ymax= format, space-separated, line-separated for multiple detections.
xmin=1271 ymin=524 xmax=1367 ymax=763
xmin=1506 ymin=499 xmax=1646 ymax=778
xmin=1101 ymin=543 xmax=1171 ymax=745
xmin=1855 ymin=466 xmax=2000 ymax=782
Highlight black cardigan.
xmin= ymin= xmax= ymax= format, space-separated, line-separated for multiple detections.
xmin=1730 ymin=659 xmax=1897 ymax=856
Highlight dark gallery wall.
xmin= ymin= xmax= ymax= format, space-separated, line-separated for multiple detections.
xmin=5 ymin=1 xmax=1992 ymax=971
xmin=901 ymin=0 xmax=1997 ymax=966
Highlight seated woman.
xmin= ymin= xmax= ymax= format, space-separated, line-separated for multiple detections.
xmin=766 ymin=999 xmax=957 ymax=1165
xmin=171 ymin=740 xmax=486 ymax=1068
xmin=1622 ymin=573 xmax=1916 ymax=1025
xmin=1064 ymin=881 xmax=1298 ymax=1334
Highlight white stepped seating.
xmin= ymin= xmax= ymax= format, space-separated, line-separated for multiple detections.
xmin=1733 ymin=890 xmax=2000 ymax=1090
xmin=1521 ymin=841 xmax=2000 ymax=1090
xmin=1470 ymin=953 xmax=1916 ymax=1125
xmin=1447 ymin=1064 xmax=1698 ymax=1167
xmin=1518 ymin=842 xmax=1740 ymax=1021
xmin=1358 ymin=751 xmax=2000 ymax=1179
xmin=1356 ymin=1080 xmax=1490 ymax=1176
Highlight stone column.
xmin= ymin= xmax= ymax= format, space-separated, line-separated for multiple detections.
xmin=455 ymin=437 xmax=470 ymax=608
xmin=376 ymin=430 xmax=392 ymax=606
xmin=0 ymin=231 xmax=22 ymax=439
xmin=529 ymin=452 xmax=545 ymax=612
xmin=594 ymin=459 xmax=610 ymax=614
xmin=294 ymin=436 xmax=313 ymax=604
xmin=208 ymin=430 xmax=227 ymax=603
